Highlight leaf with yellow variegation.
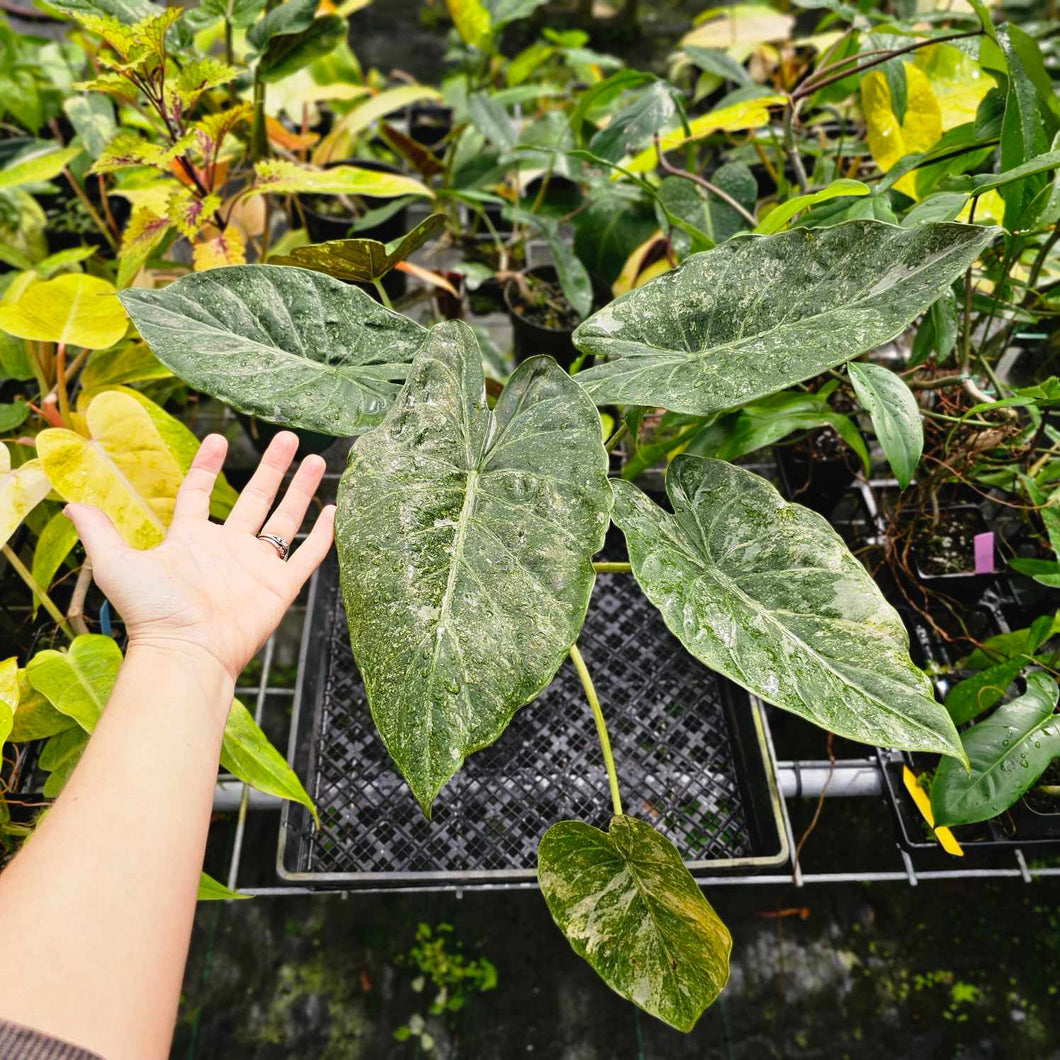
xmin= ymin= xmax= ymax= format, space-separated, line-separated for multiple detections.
xmin=250 ymin=159 xmax=432 ymax=199
xmin=861 ymin=63 xmax=942 ymax=198
xmin=78 ymin=386 xmax=238 ymax=519
xmin=0 ymin=444 xmax=52 ymax=550
xmin=195 ymin=103 xmax=254 ymax=155
xmin=0 ymin=657 xmax=16 ymax=748
xmin=625 ymin=95 xmax=785 ymax=173
xmin=91 ymin=130 xmax=196 ymax=175
xmin=168 ymin=188 xmax=221 ymax=239
xmin=913 ymin=44 xmax=992 ymax=131
xmin=117 ymin=208 xmax=172 ymax=288
xmin=446 ymin=0 xmax=491 ymax=49
xmin=36 ymin=391 xmax=184 ymax=549
xmin=681 ymin=4 xmax=794 ymax=56
xmin=193 ymin=226 xmax=247 ymax=271
xmin=0 ymin=274 xmax=127 ymax=350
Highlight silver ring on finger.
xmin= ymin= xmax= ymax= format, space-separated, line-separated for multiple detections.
xmin=257 ymin=533 xmax=290 ymax=560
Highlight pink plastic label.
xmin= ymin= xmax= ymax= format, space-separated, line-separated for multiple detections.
xmin=974 ymin=532 xmax=995 ymax=575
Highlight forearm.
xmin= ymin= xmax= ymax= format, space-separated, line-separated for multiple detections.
xmin=0 ymin=644 xmax=233 ymax=1060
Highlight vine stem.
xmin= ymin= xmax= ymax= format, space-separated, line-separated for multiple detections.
xmin=593 ymin=561 xmax=631 ymax=573
xmin=604 ymin=422 xmax=628 ymax=454
xmin=2 ymin=544 xmax=74 ymax=641
xmin=569 ymin=643 xmax=623 ymax=817
xmin=653 ymin=136 xmax=758 ymax=226
xmin=372 ymin=279 xmax=393 ymax=310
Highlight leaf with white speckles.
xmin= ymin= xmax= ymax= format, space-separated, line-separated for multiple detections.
xmin=572 ymin=220 xmax=998 ymax=414
xmin=848 ymin=360 xmax=923 ymax=488
xmin=336 ymin=321 xmax=612 ymax=815
xmin=610 ymin=456 xmax=966 ymax=763
xmin=119 ymin=265 xmax=427 ymax=437
xmin=538 ymin=815 xmax=731 ymax=1032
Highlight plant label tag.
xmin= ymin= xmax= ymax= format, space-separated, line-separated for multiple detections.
xmin=973 ymin=532 xmax=995 ymax=575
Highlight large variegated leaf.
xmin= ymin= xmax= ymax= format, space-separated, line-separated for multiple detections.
xmin=336 ymin=320 xmax=612 ymax=815
xmin=0 ymin=274 xmax=128 ymax=350
xmin=0 ymin=444 xmax=52 ymax=550
xmin=120 ymin=265 xmax=427 ymax=436
xmin=610 ymin=456 xmax=966 ymax=762
xmin=37 ymin=390 xmax=184 ymax=550
xmin=572 ymin=220 xmax=998 ymax=415
xmin=932 ymin=673 xmax=1060 ymax=827
xmin=538 ymin=815 xmax=731 ymax=1032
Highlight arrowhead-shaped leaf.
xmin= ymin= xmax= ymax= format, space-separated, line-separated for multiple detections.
xmin=610 ymin=456 xmax=966 ymax=762
xmin=26 ymin=633 xmax=123 ymax=734
xmin=572 ymin=220 xmax=999 ymax=414
xmin=120 ymin=265 xmax=427 ymax=436
xmin=37 ymin=390 xmax=184 ymax=549
xmin=847 ymin=360 xmax=923 ymax=488
xmin=932 ymin=672 xmax=1060 ymax=827
xmin=271 ymin=214 xmax=446 ymax=282
xmin=336 ymin=320 xmax=612 ymax=815
xmin=538 ymin=815 xmax=731 ymax=1032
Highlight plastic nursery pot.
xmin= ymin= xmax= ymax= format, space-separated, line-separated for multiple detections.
xmin=408 ymin=102 xmax=453 ymax=149
xmin=776 ymin=428 xmax=859 ymax=517
xmin=234 ymin=411 xmax=337 ymax=459
xmin=503 ymin=265 xmax=581 ymax=369
xmin=520 ymin=174 xmax=583 ymax=217
xmin=300 ymin=159 xmax=408 ymax=301
xmin=433 ymin=269 xmax=466 ymax=320
xmin=909 ymin=504 xmax=998 ymax=602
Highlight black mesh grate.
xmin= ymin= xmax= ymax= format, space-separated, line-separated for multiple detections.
xmin=281 ymin=565 xmax=784 ymax=882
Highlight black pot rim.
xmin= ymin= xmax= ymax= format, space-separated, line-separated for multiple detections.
xmin=503 ymin=264 xmax=578 ymax=336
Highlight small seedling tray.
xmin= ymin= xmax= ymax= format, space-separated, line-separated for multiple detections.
xmin=277 ymin=558 xmax=788 ymax=889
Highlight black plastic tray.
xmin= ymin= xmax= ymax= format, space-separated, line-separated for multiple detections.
xmin=277 ymin=558 xmax=788 ymax=889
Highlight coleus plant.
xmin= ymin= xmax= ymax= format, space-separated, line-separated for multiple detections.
xmin=120 ymin=216 xmax=997 ymax=1030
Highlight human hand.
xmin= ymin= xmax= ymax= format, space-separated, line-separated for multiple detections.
xmin=64 ymin=431 xmax=335 ymax=683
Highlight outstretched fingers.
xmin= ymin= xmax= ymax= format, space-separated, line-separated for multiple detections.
xmin=173 ymin=434 xmax=228 ymax=521
xmin=64 ymin=504 xmax=125 ymax=564
xmin=257 ymin=454 xmax=327 ymax=554
xmin=285 ymin=504 xmax=336 ymax=586
xmin=226 ymin=431 xmax=299 ymax=533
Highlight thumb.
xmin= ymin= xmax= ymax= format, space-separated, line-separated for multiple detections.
xmin=64 ymin=504 xmax=126 ymax=563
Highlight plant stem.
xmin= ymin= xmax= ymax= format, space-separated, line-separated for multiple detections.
xmin=372 ymin=279 xmax=393 ymax=310
xmin=251 ymin=74 xmax=268 ymax=162
xmin=2 ymin=544 xmax=74 ymax=640
xmin=569 ymin=643 xmax=623 ymax=817
xmin=62 ymin=169 xmax=116 ymax=250
xmin=55 ymin=343 xmax=72 ymax=428
xmin=782 ymin=102 xmax=810 ymax=195
xmin=593 ymin=561 xmax=632 ymax=573
xmin=67 ymin=557 xmax=92 ymax=636
xmin=654 ymin=136 xmax=758 ymax=225
xmin=604 ymin=422 xmax=628 ymax=454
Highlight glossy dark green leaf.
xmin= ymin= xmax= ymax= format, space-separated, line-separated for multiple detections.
xmin=945 ymin=656 xmax=1028 ymax=726
xmin=257 ymin=14 xmax=345 ymax=83
xmin=611 ymin=456 xmax=966 ymax=761
xmin=572 ymin=220 xmax=998 ymax=415
xmin=538 ymin=815 xmax=731 ymax=1032
xmin=247 ymin=0 xmax=315 ymax=49
xmin=336 ymin=321 xmax=612 ymax=815
xmin=120 ymin=265 xmax=427 ymax=436
xmin=0 ymin=401 xmax=29 ymax=432
xmin=847 ymin=361 xmax=922 ymax=488
xmin=932 ymin=673 xmax=1060 ymax=827
xmin=270 ymin=214 xmax=445 ymax=282
xmin=573 ymin=183 xmax=658 ymax=288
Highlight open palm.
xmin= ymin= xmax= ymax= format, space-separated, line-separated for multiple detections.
xmin=65 ymin=432 xmax=335 ymax=680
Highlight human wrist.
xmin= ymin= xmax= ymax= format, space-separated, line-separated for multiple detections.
xmin=123 ymin=636 xmax=237 ymax=707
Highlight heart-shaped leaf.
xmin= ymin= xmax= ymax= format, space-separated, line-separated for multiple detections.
xmin=932 ymin=672 xmax=1060 ymax=827
xmin=120 ymin=265 xmax=427 ymax=436
xmin=26 ymin=633 xmax=123 ymax=734
xmin=221 ymin=699 xmax=318 ymax=825
xmin=538 ymin=815 xmax=731 ymax=1032
xmin=572 ymin=220 xmax=998 ymax=415
xmin=336 ymin=320 xmax=612 ymax=815
xmin=0 ymin=444 xmax=52 ymax=550
xmin=848 ymin=360 xmax=923 ymax=488
xmin=37 ymin=390 xmax=185 ymax=549
xmin=271 ymin=214 xmax=446 ymax=282
xmin=8 ymin=669 xmax=76 ymax=742
xmin=0 ymin=273 xmax=128 ymax=350
xmin=610 ymin=455 xmax=966 ymax=762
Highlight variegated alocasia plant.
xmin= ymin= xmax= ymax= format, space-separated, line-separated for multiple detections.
xmin=120 ymin=217 xmax=995 ymax=1031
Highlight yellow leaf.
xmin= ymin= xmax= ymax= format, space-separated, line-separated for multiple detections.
xmin=681 ymin=5 xmax=794 ymax=56
xmin=634 ymin=257 xmax=672 ymax=288
xmin=861 ymin=64 xmax=942 ymax=198
xmin=624 ymin=94 xmax=785 ymax=173
xmin=0 ymin=444 xmax=53 ymax=549
xmin=193 ymin=225 xmax=247 ymax=271
xmin=902 ymin=765 xmax=964 ymax=857
xmin=0 ymin=657 xmax=15 ymax=746
xmin=0 ymin=274 xmax=128 ymax=349
xmin=251 ymin=159 xmax=432 ymax=199
xmin=957 ymin=189 xmax=1006 ymax=224
xmin=446 ymin=0 xmax=491 ymax=49
xmin=36 ymin=391 xmax=184 ymax=549
xmin=913 ymin=44 xmax=991 ymax=132
xmin=108 ymin=178 xmax=183 ymax=216
xmin=167 ymin=188 xmax=221 ymax=239
xmin=612 ymin=230 xmax=664 ymax=297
